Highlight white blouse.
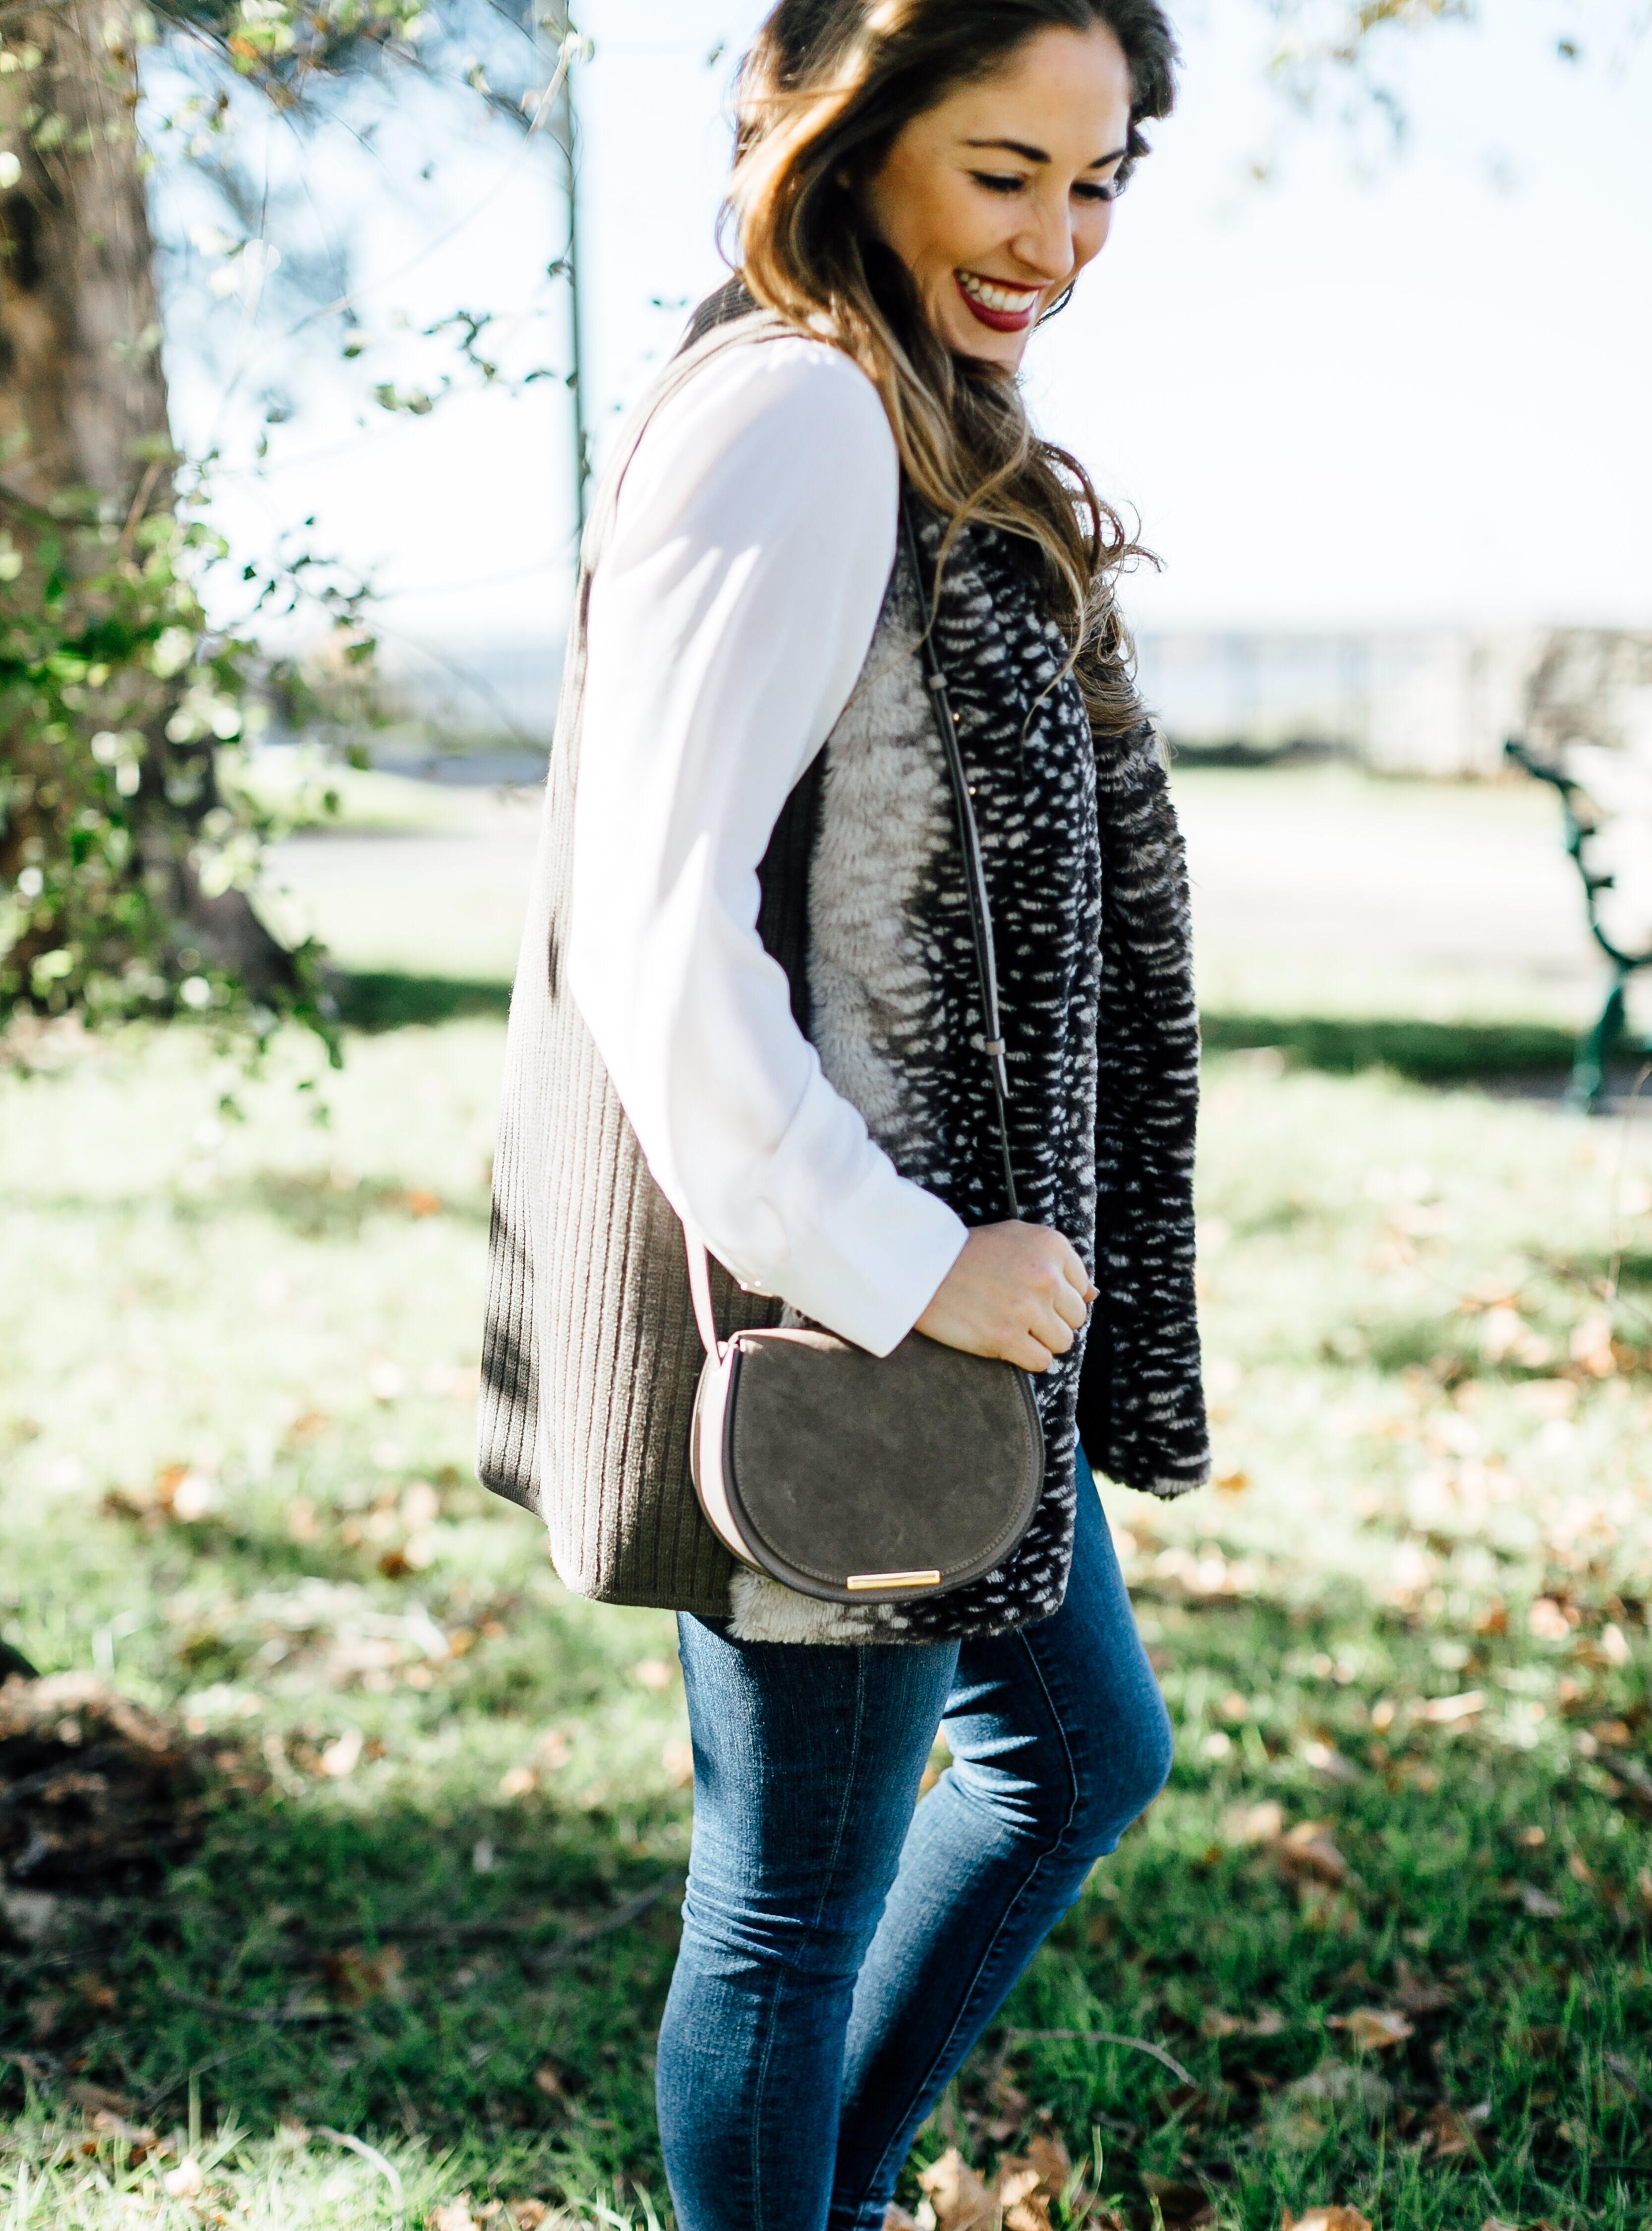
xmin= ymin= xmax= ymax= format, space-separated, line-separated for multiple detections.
xmin=567 ymin=335 xmax=969 ymax=1357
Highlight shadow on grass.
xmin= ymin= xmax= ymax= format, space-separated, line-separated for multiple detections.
xmin=1201 ymin=1011 xmax=1580 ymax=1084
xmin=335 ymin=978 xmax=1587 ymax=1091
xmin=4 ymin=1583 xmax=1650 ymax=2226
xmin=338 ymin=973 xmax=514 ymax=1033
xmin=0 ymin=1778 xmax=682 ymax=2181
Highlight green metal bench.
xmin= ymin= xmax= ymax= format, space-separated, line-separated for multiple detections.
xmin=1506 ymin=630 xmax=1652 ymax=1110
xmin=1505 ymin=738 xmax=1650 ymax=1107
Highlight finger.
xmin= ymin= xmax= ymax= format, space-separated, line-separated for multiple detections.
xmin=1030 ymin=1305 xmax=1077 ymax=1357
xmin=1007 ymin=1332 xmax=1056 ymax=1373
xmin=1057 ymin=1241 xmax=1093 ymax=1296
xmin=1049 ymin=1281 xmax=1087 ymax=1334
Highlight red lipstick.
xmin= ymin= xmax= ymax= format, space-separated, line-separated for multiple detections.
xmin=954 ymin=270 xmax=1041 ymax=334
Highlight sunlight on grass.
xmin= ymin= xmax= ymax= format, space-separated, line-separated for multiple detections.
xmin=2 ymin=1026 xmax=1649 ymax=2228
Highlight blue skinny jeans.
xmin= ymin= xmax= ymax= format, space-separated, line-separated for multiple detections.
xmin=655 ymin=1453 xmax=1173 ymax=2231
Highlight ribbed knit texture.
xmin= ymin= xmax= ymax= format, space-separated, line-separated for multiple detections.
xmin=476 ymin=327 xmax=790 ymax=1616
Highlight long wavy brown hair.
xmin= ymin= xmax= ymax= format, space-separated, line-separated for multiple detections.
xmin=728 ymin=0 xmax=1179 ymax=738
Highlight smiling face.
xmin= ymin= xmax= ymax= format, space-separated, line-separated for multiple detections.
xmin=862 ymin=22 xmax=1135 ymax=371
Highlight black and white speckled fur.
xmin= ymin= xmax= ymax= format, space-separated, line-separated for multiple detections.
xmin=729 ymin=505 xmax=1172 ymax=1645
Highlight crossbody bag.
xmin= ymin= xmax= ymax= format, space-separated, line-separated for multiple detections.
xmin=684 ymin=498 xmax=1047 ymax=1606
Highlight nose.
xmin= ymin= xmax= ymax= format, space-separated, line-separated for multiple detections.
xmin=1010 ymin=187 xmax=1079 ymax=288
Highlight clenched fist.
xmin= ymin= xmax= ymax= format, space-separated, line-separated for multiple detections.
xmin=915 ymin=1220 xmax=1098 ymax=1373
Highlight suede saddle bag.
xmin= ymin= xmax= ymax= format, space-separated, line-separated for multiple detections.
xmin=685 ymin=499 xmax=1047 ymax=1608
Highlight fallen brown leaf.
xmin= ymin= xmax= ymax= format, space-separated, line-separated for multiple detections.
xmin=1141 ymin=2174 xmax=1213 ymax=2228
xmin=999 ymin=2173 xmax=1051 ymax=2231
xmin=997 ymin=2132 xmax=1072 ymax=2231
xmin=1393 ymin=1961 xmax=1453 ymax=2016
xmin=1330 ymin=2007 xmax=1414 ymax=2052
xmin=1423 ymin=2101 xmax=1491 ymax=2160
xmin=1277 ymin=1821 xmax=1350 ymax=1885
xmin=318 ymin=1727 xmax=363 ymax=1779
xmin=1528 ymin=1598 xmax=1572 ymax=1643
xmin=918 ymin=2148 xmax=998 ymax=2231
xmin=322 ymin=1945 xmax=404 ymax=2005
xmin=67 ymin=2082 xmax=137 ymax=2118
xmin=1418 ymin=1691 xmax=1484 ymax=1725
xmin=89 ymin=2108 xmax=158 ymax=2158
xmin=1202 ymin=2005 xmax=1286 ymax=2039
xmin=432 ymin=2203 xmax=478 ymax=2231
xmin=505 ymin=2204 xmax=551 ymax=2230
xmin=1023 ymin=2135 xmax=1071 ymax=2188
xmin=0 ymin=1673 xmax=204 ymax=1893
xmin=985 ymin=2070 xmax=1030 ymax=2141
xmin=1282 ymin=2211 xmax=1373 ymax=2231
xmin=1221 ymin=1799 xmax=1284 ymax=1846
xmin=1301 ymin=1740 xmax=1360 ymax=1784
xmin=1272 ymin=2109 xmax=1328 ymax=2150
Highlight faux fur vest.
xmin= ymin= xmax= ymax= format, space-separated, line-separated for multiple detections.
xmin=477 ymin=308 xmax=1209 ymax=1643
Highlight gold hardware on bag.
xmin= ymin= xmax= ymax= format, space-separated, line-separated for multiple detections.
xmin=846 ymin=1570 xmax=943 ymax=1592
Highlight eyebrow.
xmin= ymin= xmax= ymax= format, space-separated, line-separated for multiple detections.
xmin=963 ymin=136 xmax=1129 ymax=169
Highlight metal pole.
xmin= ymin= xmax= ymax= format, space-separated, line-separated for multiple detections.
xmin=549 ymin=9 xmax=590 ymax=538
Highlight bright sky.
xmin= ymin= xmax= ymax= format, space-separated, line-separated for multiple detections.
xmin=177 ymin=1 xmax=1652 ymax=657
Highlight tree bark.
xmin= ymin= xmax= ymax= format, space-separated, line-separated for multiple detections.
xmin=0 ymin=1 xmax=300 ymax=1005
xmin=0 ymin=3 xmax=168 ymax=510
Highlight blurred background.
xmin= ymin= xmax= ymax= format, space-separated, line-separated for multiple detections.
xmin=187 ymin=0 xmax=1652 ymax=1068
xmin=3 ymin=6 xmax=1652 ymax=2229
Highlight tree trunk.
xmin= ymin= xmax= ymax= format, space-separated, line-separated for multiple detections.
xmin=0 ymin=1 xmax=300 ymax=1005
xmin=0 ymin=4 xmax=168 ymax=510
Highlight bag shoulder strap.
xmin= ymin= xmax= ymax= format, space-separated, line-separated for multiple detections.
xmin=899 ymin=497 xmax=1021 ymax=1223
xmin=687 ymin=492 xmax=1021 ymax=1358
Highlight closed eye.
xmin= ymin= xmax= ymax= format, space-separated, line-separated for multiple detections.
xmin=970 ymin=170 xmax=1126 ymax=204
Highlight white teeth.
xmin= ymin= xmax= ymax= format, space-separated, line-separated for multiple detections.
xmin=957 ymin=271 xmax=1038 ymax=315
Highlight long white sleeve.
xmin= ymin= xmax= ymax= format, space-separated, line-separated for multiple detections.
xmin=568 ymin=337 xmax=968 ymax=1357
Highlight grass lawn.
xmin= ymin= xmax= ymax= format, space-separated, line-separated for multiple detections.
xmin=1 ymin=1022 xmax=1650 ymax=2230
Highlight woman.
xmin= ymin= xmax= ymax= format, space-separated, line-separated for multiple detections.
xmin=479 ymin=2 xmax=1208 ymax=2222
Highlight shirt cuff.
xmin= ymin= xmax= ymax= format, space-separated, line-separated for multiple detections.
xmin=746 ymin=1167 xmax=969 ymax=1358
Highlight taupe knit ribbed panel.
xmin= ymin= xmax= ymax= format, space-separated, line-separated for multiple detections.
xmin=477 ymin=316 xmax=795 ymax=1616
xmin=477 ymin=619 xmax=762 ymax=1616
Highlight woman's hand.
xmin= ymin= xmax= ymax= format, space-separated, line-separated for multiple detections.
xmin=914 ymin=1221 xmax=1098 ymax=1373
